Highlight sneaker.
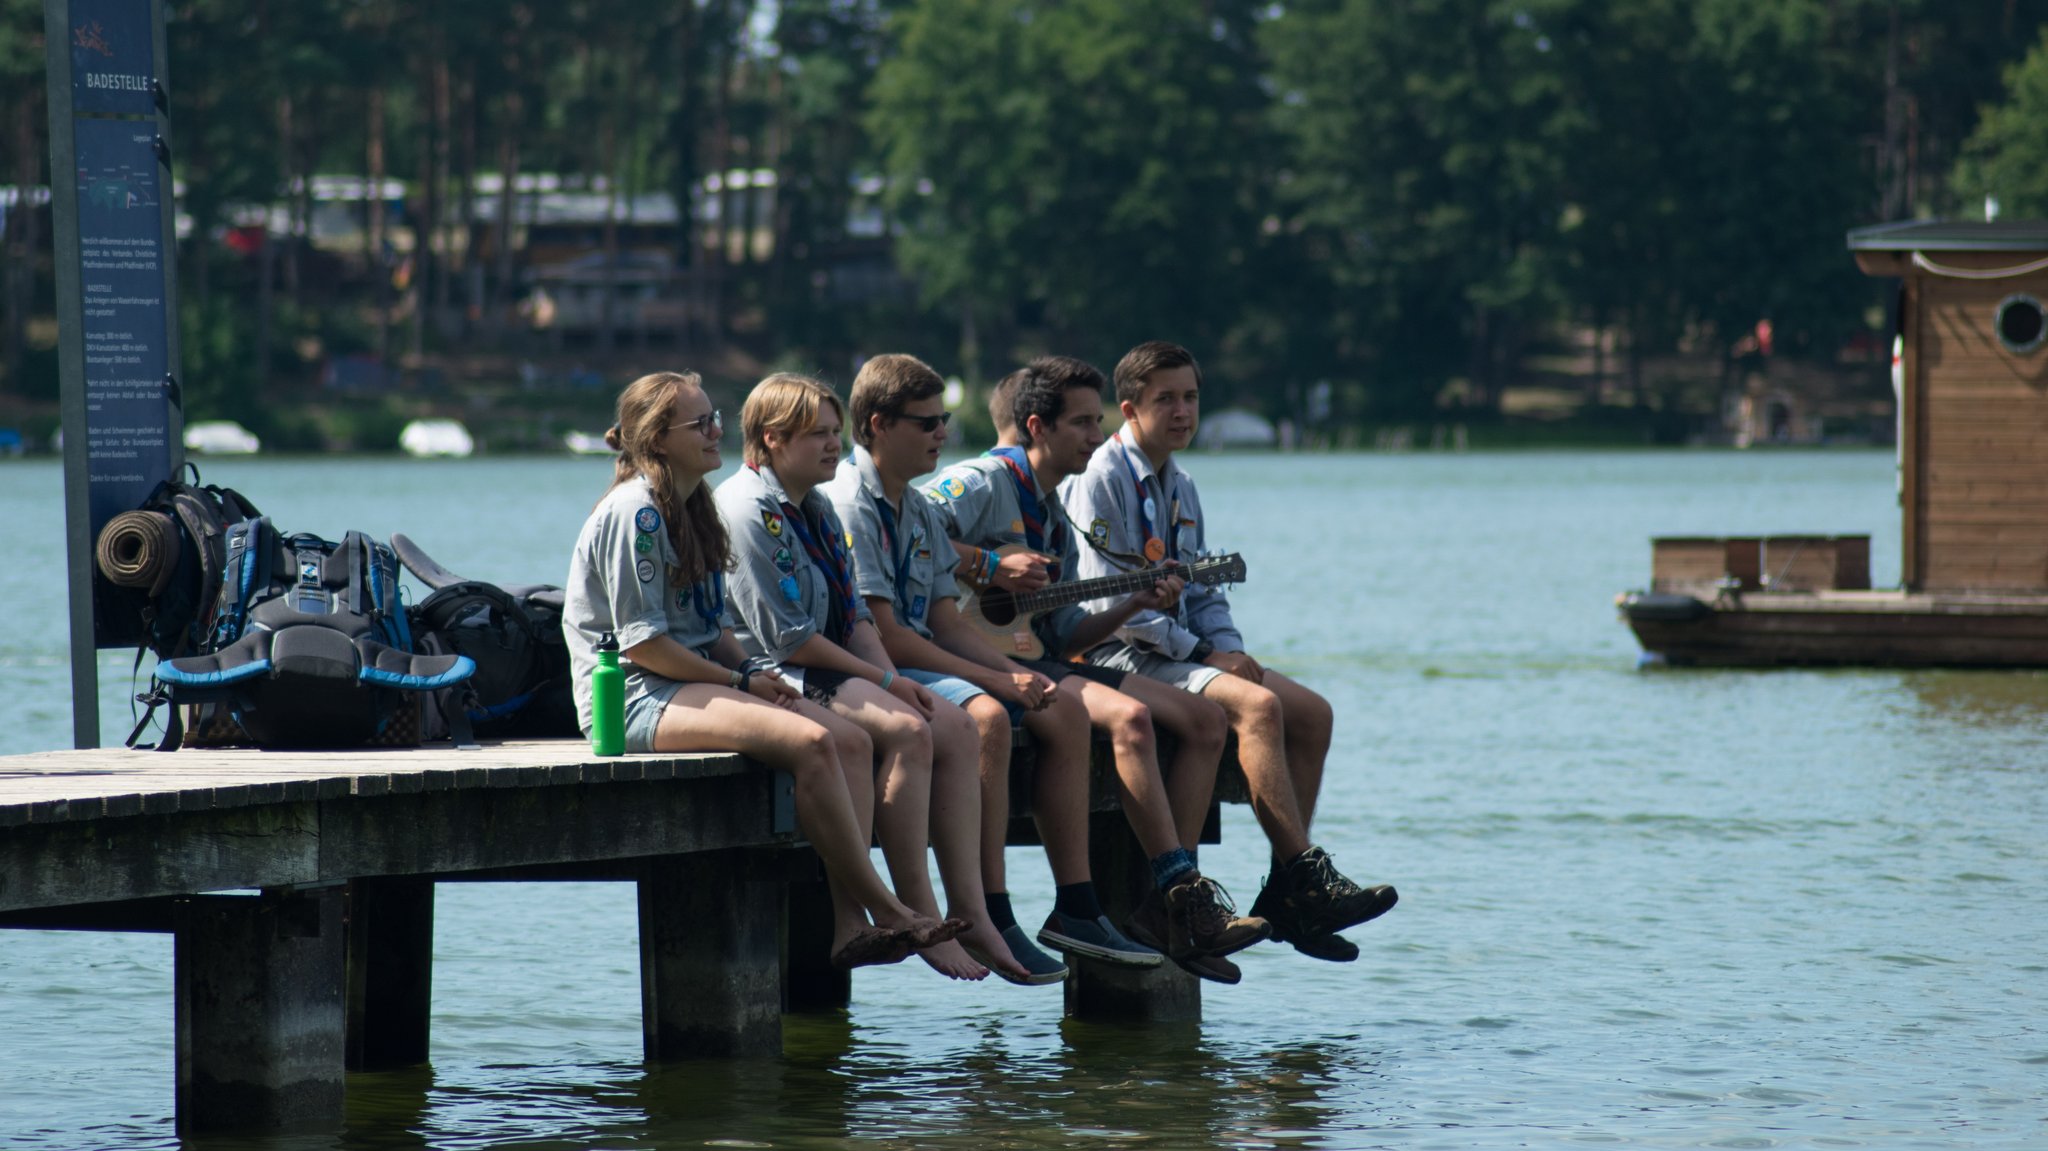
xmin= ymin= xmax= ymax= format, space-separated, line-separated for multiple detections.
xmin=1037 ymin=910 xmax=1163 ymax=968
xmin=1252 ymin=846 xmax=1397 ymax=943
xmin=1172 ymin=875 xmax=1269 ymax=959
xmin=996 ymin=923 xmax=1069 ymax=985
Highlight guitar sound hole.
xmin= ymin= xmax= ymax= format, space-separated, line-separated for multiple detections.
xmin=980 ymin=588 xmax=1018 ymax=626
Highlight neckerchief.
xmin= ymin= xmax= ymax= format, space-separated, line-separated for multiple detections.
xmin=873 ymin=495 xmax=915 ymax=615
xmin=751 ymin=464 xmax=857 ymax=644
xmin=1115 ymin=431 xmax=1177 ymax=562
xmin=987 ymin=446 xmax=1065 ymax=578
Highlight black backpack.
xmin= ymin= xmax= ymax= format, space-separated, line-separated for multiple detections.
xmin=136 ymin=518 xmax=476 ymax=750
xmin=95 ymin=465 xmax=261 ymax=660
xmin=393 ymin=533 xmax=577 ymax=740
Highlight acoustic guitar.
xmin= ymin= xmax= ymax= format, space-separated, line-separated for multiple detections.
xmin=954 ymin=545 xmax=1248 ymax=659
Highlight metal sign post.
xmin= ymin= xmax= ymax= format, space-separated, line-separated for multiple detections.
xmin=45 ymin=0 xmax=185 ymax=748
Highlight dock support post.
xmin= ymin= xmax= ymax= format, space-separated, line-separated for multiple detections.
xmin=780 ymin=858 xmax=850 ymax=1012
xmin=1063 ymin=812 xmax=1202 ymax=1022
xmin=345 ymin=876 xmax=435 ymax=1070
xmin=639 ymin=850 xmax=781 ymax=1059
xmin=174 ymin=887 xmax=347 ymax=1133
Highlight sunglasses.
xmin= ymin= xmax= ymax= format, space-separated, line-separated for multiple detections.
xmin=677 ymin=409 xmax=722 ymax=438
xmin=894 ymin=411 xmax=952 ymax=434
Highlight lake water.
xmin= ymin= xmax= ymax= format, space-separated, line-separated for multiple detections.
xmin=2 ymin=450 xmax=2044 ymax=1150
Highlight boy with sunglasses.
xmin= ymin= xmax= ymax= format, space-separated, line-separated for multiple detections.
xmin=825 ymin=354 xmax=1094 ymax=983
xmin=1060 ymin=340 xmax=1398 ymax=963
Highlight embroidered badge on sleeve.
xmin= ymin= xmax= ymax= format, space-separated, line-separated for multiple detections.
xmin=635 ymin=507 xmax=660 ymax=533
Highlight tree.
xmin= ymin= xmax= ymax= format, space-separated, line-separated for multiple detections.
xmin=1265 ymin=0 xmax=1581 ymax=415
xmin=1956 ymin=26 xmax=2048 ymax=219
xmin=871 ymin=0 xmax=1276 ymax=390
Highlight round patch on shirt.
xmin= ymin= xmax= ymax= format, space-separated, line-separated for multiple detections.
xmin=635 ymin=507 xmax=660 ymax=533
xmin=634 ymin=532 xmax=655 ymax=554
xmin=636 ymin=558 xmax=657 ymax=583
xmin=773 ymin=546 xmax=796 ymax=574
xmin=937 ymin=476 xmax=968 ymax=500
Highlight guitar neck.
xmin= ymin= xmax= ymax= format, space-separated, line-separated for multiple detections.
xmin=1017 ymin=557 xmax=1237 ymax=613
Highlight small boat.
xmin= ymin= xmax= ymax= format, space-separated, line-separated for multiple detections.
xmin=183 ymin=420 xmax=261 ymax=455
xmin=562 ymin=430 xmax=612 ymax=455
xmin=399 ymin=419 xmax=474 ymax=458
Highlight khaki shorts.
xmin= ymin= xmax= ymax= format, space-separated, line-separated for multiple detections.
xmin=1081 ymin=641 xmax=1227 ymax=694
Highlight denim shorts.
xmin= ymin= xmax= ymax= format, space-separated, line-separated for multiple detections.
xmin=623 ymin=678 xmax=685 ymax=753
xmin=901 ymin=667 xmax=1024 ymax=722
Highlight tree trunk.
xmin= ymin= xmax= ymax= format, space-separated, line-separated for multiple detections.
xmin=432 ymin=57 xmax=454 ymax=336
xmin=368 ymin=86 xmax=390 ymax=368
xmin=5 ymin=93 xmax=38 ymax=394
xmin=459 ymin=64 xmax=480 ymax=338
xmin=599 ymin=112 xmax=620 ymax=357
xmin=491 ymin=89 xmax=523 ymax=337
xmin=707 ymin=0 xmax=732 ymax=342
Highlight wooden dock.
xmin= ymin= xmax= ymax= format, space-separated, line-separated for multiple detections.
xmin=0 ymin=738 xmax=1231 ymax=1133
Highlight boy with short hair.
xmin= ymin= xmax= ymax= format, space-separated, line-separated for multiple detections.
xmin=823 ymin=353 xmax=1089 ymax=984
xmin=1061 ymin=340 xmax=1398 ymax=962
xmin=921 ymin=355 xmax=1267 ymax=984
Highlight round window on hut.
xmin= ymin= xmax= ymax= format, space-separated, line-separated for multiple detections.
xmin=1996 ymin=293 xmax=2046 ymax=355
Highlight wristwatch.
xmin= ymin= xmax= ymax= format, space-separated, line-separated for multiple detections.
xmin=1188 ymin=638 xmax=1215 ymax=662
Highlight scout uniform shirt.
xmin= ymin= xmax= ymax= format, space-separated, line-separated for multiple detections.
xmin=1059 ymin=431 xmax=1245 ymax=662
xmin=713 ymin=461 xmax=872 ymax=667
xmin=564 ymin=475 xmax=734 ymax=734
xmin=919 ymin=448 xmax=1086 ymax=658
xmin=824 ymin=446 xmax=959 ymax=640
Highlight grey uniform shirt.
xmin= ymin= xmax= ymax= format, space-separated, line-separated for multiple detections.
xmin=824 ymin=446 xmax=960 ymax=640
xmin=920 ymin=452 xmax=1086 ymax=658
xmin=564 ymin=475 xmax=733 ymax=734
xmin=713 ymin=462 xmax=873 ymax=667
xmin=1060 ymin=432 xmax=1244 ymax=661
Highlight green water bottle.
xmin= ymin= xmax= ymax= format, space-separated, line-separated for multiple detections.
xmin=590 ymin=631 xmax=624 ymax=756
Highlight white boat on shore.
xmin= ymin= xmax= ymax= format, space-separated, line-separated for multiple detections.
xmin=562 ymin=430 xmax=612 ymax=455
xmin=400 ymin=419 xmax=474 ymax=458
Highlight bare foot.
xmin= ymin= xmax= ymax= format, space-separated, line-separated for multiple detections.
xmin=917 ymin=938 xmax=988 ymax=980
xmin=956 ymin=919 xmax=1033 ymax=983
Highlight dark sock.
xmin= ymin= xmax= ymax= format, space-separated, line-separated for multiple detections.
xmin=1054 ymin=882 xmax=1104 ymax=921
xmin=1150 ymin=847 xmax=1198 ymax=890
xmin=985 ymin=891 xmax=1017 ymax=931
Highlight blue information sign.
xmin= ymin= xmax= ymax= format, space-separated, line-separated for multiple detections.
xmin=67 ymin=0 xmax=156 ymax=116
xmin=72 ymin=115 xmax=174 ymax=533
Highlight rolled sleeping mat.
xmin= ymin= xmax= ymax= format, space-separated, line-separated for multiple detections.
xmin=96 ymin=509 xmax=181 ymax=598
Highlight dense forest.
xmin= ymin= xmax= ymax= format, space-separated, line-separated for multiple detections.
xmin=4 ymin=0 xmax=2048 ymax=446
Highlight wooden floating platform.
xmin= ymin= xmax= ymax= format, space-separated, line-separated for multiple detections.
xmin=0 ymin=737 xmax=1237 ymax=1134
xmin=1619 ymin=588 xmax=2048 ymax=667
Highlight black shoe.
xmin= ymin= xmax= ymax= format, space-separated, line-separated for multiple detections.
xmin=1287 ymin=932 xmax=1360 ymax=963
xmin=1178 ymin=949 xmax=1243 ymax=985
xmin=1252 ymin=846 xmax=1396 ymax=943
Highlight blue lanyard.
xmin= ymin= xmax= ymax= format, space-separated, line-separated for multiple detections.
xmin=692 ymin=571 xmax=725 ymax=630
xmin=873 ymin=495 xmax=915 ymax=615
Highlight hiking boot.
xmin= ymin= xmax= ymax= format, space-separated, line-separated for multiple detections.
xmin=1287 ymin=932 xmax=1360 ymax=963
xmin=1251 ymin=846 xmax=1397 ymax=944
xmin=1037 ymin=910 xmax=1163 ymax=968
xmin=1171 ymin=875 xmax=1269 ymax=958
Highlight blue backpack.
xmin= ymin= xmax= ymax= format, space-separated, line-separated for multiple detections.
xmin=135 ymin=518 xmax=476 ymax=750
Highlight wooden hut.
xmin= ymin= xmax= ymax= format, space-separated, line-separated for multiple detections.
xmin=1618 ymin=220 xmax=2048 ymax=666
